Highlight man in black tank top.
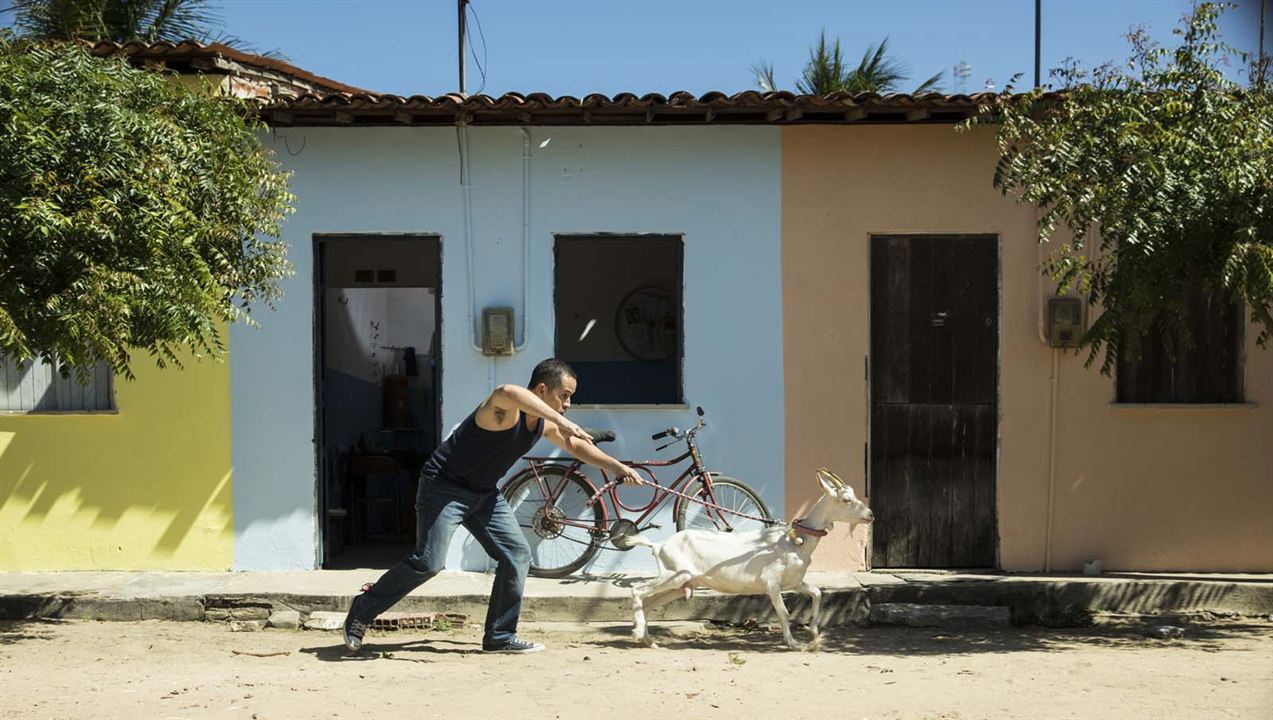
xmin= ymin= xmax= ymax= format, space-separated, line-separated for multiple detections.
xmin=342 ymin=358 xmax=641 ymax=654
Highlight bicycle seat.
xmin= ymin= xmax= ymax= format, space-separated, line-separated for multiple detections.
xmin=582 ymin=428 xmax=616 ymax=444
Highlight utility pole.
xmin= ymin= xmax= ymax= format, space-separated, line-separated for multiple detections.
xmin=1034 ymin=0 xmax=1042 ymax=89
xmin=458 ymin=0 xmax=469 ymax=95
xmin=1260 ymin=0 xmax=1267 ymax=87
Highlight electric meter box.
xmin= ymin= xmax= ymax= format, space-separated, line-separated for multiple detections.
xmin=481 ymin=307 xmax=515 ymax=356
xmin=1047 ymin=297 xmax=1083 ymax=348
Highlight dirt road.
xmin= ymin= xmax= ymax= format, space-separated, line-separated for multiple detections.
xmin=1 ymin=618 xmax=1270 ymax=719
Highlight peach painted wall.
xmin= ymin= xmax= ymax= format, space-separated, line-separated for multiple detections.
xmin=782 ymin=124 xmax=1273 ymax=573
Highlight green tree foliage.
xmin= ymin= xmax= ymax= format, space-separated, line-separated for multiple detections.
xmin=964 ymin=3 xmax=1272 ymax=373
xmin=753 ymin=32 xmax=943 ymax=95
xmin=6 ymin=0 xmax=228 ymax=44
xmin=0 ymin=35 xmax=294 ymax=379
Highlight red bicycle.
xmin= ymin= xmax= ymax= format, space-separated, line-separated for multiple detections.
xmin=501 ymin=406 xmax=773 ymax=578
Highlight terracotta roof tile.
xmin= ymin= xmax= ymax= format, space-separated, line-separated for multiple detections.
xmin=89 ymin=40 xmax=375 ymax=96
xmin=261 ymin=89 xmax=1024 ymax=126
xmin=88 ymin=40 xmax=1049 ymax=127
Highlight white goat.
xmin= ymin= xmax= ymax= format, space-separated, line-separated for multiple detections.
xmin=630 ymin=468 xmax=874 ymax=650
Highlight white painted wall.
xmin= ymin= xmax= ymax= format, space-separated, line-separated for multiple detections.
xmin=324 ymin=288 xmax=437 ymax=382
xmin=232 ymin=125 xmax=783 ymax=572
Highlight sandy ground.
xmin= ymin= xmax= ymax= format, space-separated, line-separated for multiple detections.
xmin=1 ymin=617 xmax=1270 ymax=720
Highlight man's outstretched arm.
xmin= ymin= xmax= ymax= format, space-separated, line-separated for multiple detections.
xmin=475 ymin=384 xmax=594 ymax=444
xmin=542 ymin=421 xmax=644 ymax=485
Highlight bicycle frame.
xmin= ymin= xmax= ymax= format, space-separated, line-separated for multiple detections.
xmin=520 ymin=444 xmax=718 ymax=533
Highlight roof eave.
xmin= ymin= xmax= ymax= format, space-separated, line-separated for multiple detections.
xmin=258 ymin=92 xmax=1009 ymax=127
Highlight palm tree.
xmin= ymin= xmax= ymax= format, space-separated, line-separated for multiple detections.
xmin=754 ymin=31 xmax=944 ymax=95
xmin=6 ymin=0 xmax=229 ymax=44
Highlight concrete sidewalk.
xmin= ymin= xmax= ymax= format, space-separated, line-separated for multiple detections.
xmin=3 ymin=569 xmax=1271 ymax=628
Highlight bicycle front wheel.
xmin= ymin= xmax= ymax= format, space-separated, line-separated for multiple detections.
xmin=675 ymin=476 xmax=773 ymax=533
xmin=502 ymin=466 xmax=603 ymax=578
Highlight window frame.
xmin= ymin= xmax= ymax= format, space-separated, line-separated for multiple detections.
xmin=0 ymin=356 xmax=117 ymax=414
xmin=1113 ymin=289 xmax=1246 ymax=406
xmin=553 ymin=232 xmax=685 ymax=407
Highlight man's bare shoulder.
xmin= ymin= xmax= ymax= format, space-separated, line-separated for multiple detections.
xmin=475 ymin=389 xmax=520 ymax=431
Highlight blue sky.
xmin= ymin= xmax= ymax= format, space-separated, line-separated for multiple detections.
xmin=6 ymin=1 xmax=1269 ymax=95
xmin=216 ymin=0 xmax=1265 ymax=96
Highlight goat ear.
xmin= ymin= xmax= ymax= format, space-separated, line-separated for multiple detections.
xmin=818 ymin=474 xmax=838 ymax=497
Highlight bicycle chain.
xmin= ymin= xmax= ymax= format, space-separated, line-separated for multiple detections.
xmin=515 ymin=523 xmax=627 ymax=553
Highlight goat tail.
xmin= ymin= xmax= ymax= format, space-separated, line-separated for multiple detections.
xmin=627 ymin=533 xmax=655 ymax=549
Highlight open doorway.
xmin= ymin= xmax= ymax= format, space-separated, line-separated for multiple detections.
xmin=315 ymin=234 xmax=441 ymax=569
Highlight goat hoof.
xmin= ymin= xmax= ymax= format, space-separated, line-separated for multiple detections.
xmin=804 ymin=637 xmax=824 ymax=653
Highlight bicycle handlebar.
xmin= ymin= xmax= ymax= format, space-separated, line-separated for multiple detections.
xmin=651 ymin=409 xmax=708 ymax=448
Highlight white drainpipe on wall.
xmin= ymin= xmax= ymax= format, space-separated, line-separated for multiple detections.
xmin=1038 ymin=209 xmax=1059 ymax=573
xmin=456 ymin=121 xmax=534 ymax=357
xmin=457 ymin=119 xmax=484 ymax=354
xmin=1044 ymin=343 xmax=1059 ymax=573
xmin=457 ymin=118 xmax=499 ymax=405
xmin=514 ymin=127 xmax=532 ymax=352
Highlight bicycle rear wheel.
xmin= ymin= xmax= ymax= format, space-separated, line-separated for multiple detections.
xmin=502 ymin=466 xmax=604 ymax=578
xmin=675 ymin=476 xmax=773 ymax=533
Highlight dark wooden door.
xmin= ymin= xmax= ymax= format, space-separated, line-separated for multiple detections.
xmin=870 ymin=235 xmax=998 ymax=568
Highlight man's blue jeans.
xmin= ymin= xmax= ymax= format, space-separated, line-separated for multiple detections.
xmin=351 ymin=475 xmax=531 ymax=646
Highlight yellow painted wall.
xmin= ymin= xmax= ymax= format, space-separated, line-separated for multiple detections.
xmin=0 ymin=347 xmax=233 ymax=570
xmin=782 ymin=124 xmax=1273 ymax=573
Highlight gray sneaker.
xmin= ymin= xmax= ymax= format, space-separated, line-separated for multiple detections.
xmin=482 ymin=636 xmax=545 ymax=654
xmin=343 ymin=595 xmax=369 ymax=652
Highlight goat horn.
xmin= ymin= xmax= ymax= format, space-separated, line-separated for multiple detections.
xmin=816 ymin=467 xmax=845 ymax=488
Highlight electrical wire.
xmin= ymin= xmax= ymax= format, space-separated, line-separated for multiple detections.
xmin=272 ymin=127 xmax=306 ymax=156
xmin=466 ymin=1 xmax=489 ymax=95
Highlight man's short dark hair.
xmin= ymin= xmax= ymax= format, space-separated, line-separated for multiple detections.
xmin=528 ymin=358 xmax=577 ymax=390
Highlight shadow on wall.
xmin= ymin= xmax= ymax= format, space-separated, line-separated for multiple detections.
xmin=0 ymin=351 xmax=234 ymax=571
